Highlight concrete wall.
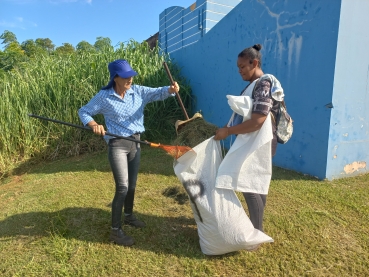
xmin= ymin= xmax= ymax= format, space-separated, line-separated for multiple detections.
xmin=159 ymin=0 xmax=241 ymax=53
xmin=326 ymin=0 xmax=369 ymax=179
xmin=159 ymin=0 xmax=369 ymax=180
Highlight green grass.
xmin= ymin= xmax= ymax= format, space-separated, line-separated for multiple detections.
xmin=1 ymin=147 xmax=368 ymax=277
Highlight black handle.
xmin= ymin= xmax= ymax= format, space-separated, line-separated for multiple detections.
xmin=28 ymin=114 xmax=150 ymax=145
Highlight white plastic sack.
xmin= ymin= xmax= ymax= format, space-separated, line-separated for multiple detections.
xmin=174 ymin=137 xmax=273 ymax=255
xmin=226 ymin=95 xmax=253 ymax=122
xmin=220 ymin=89 xmax=273 ymax=194
xmin=216 ymin=113 xmax=273 ymax=194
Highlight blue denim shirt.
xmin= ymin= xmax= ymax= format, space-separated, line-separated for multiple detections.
xmin=78 ymin=85 xmax=173 ymax=142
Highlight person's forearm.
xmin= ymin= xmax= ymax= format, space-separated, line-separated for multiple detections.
xmin=227 ymin=119 xmax=263 ymax=135
xmin=214 ymin=113 xmax=267 ymax=140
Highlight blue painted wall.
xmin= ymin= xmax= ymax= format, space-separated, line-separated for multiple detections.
xmin=159 ymin=0 xmax=241 ymax=52
xmin=326 ymin=0 xmax=369 ymax=179
xmin=159 ymin=0 xmax=369 ymax=180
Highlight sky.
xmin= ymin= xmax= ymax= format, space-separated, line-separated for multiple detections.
xmin=0 ymin=0 xmax=195 ymax=49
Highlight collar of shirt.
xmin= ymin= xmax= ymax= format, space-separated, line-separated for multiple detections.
xmin=108 ymin=87 xmax=134 ymax=98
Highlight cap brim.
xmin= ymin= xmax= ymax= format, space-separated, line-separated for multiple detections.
xmin=101 ymin=70 xmax=138 ymax=89
xmin=117 ymin=70 xmax=138 ymax=78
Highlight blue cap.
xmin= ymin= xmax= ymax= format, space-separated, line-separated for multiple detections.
xmin=102 ymin=59 xmax=138 ymax=89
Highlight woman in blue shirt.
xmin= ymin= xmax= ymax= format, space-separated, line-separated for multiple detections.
xmin=79 ymin=59 xmax=179 ymax=246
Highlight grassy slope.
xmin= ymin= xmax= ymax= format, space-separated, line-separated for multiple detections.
xmin=0 ymin=147 xmax=368 ymax=277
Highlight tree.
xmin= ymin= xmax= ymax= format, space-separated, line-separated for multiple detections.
xmin=0 ymin=41 xmax=26 ymax=71
xmin=0 ymin=31 xmax=26 ymax=70
xmin=35 ymin=38 xmax=55 ymax=53
xmin=21 ymin=39 xmax=47 ymax=57
xmin=76 ymin=40 xmax=96 ymax=52
xmin=0 ymin=30 xmax=18 ymax=50
xmin=55 ymin=43 xmax=75 ymax=55
xmin=94 ymin=37 xmax=113 ymax=52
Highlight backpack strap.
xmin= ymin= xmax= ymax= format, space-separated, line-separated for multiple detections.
xmin=270 ymin=101 xmax=281 ymax=126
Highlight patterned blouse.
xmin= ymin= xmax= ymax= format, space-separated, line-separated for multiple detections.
xmin=229 ymin=78 xmax=281 ymax=156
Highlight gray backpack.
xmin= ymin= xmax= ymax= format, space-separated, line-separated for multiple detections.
xmin=252 ymin=78 xmax=293 ymax=144
xmin=271 ymin=100 xmax=293 ymax=144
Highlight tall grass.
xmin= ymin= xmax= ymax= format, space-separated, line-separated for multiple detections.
xmin=0 ymin=41 xmax=192 ymax=177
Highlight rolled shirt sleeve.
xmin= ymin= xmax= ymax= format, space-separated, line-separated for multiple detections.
xmin=252 ymin=79 xmax=273 ymax=116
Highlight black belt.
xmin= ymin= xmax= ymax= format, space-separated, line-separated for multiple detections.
xmin=110 ymin=133 xmax=141 ymax=140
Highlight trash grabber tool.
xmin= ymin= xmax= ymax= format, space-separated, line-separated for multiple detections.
xmin=28 ymin=114 xmax=192 ymax=159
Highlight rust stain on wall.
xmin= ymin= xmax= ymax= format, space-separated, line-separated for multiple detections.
xmin=343 ymin=161 xmax=366 ymax=174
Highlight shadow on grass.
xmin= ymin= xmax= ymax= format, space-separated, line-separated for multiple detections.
xmin=0 ymin=207 xmax=204 ymax=258
xmin=271 ymin=166 xmax=318 ymax=181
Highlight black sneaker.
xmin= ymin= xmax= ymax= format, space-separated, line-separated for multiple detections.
xmin=110 ymin=228 xmax=134 ymax=246
xmin=124 ymin=214 xmax=146 ymax=228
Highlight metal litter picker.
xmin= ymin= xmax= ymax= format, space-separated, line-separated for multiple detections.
xmin=28 ymin=114 xmax=192 ymax=159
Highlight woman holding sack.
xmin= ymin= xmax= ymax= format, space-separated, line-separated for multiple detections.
xmin=214 ymin=44 xmax=284 ymax=236
xmin=78 ymin=59 xmax=179 ymax=246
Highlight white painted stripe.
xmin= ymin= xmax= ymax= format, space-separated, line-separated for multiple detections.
xmin=161 ymin=21 xmax=217 ymax=43
xmin=160 ymin=7 xmax=233 ymax=31
xmin=162 ymin=21 xmax=198 ymax=41
xmin=206 ymin=10 xmax=228 ymax=16
xmin=166 ymin=27 xmax=200 ymax=44
xmin=168 ymin=40 xmax=199 ymax=54
xmin=161 ymin=16 xmax=197 ymax=36
xmin=206 ymin=19 xmax=220 ymax=23
xmin=207 ymin=0 xmax=241 ymax=9
xmin=159 ymin=2 xmax=206 ymax=29
xmin=160 ymin=1 xmax=242 ymax=52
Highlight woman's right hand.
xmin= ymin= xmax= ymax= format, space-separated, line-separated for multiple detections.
xmin=214 ymin=127 xmax=229 ymax=140
xmin=168 ymin=81 xmax=180 ymax=93
xmin=88 ymin=121 xmax=106 ymax=136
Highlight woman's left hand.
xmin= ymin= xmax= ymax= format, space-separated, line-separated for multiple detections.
xmin=214 ymin=127 xmax=229 ymax=140
xmin=168 ymin=82 xmax=180 ymax=93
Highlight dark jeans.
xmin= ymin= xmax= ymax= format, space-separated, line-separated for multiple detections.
xmin=242 ymin=192 xmax=267 ymax=232
xmin=108 ymin=136 xmax=141 ymax=229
